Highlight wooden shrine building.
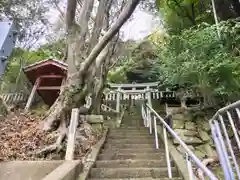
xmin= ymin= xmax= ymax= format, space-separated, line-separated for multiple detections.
xmin=23 ymin=59 xmax=67 ymax=111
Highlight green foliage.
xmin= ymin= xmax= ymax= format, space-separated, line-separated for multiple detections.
xmin=108 ymin=66 xmax=128 ymax=83
xmin=155 ymin=0 xmax=214 ymax=33
xmin=112 ymin=18 xmax=240 ymax=105
xmin=1 ymin=40 xmax=65 ymax=92
xmin=154 ymin=18 xmax=240 ymax=104
xmin=108 ymin=40 xmax=160 ymax=83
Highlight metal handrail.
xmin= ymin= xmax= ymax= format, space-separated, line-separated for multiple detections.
xmin=141 ymin=103 xmax=218 ymax=180
xmin=209 ymin=100 xmax=240 ymax=180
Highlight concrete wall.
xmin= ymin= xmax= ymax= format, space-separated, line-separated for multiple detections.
xmin=0 ymin=161 xmax=63 ymax=180
xmin=0 ymin=160 xmax=81 ymax=180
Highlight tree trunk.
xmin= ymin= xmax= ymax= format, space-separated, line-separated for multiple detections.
xmin=91 ymin=69 xmax=108 ymax=114
xmin=43 ymin=0 xmax=141 ymax=129
xmin=40 ymin=0 xmax=141 ymax=156
xmin=43 ymin=74 xmax=88 ymax=131
xmin=232 ymin=0 xmax=240 ymax=16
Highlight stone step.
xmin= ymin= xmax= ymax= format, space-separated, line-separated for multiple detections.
xmin=101 ymin=147 xmax=164 ymax=154
xmin=107 ymin=135 xmax=154 ymax=139
xmin=89 ymin=167 xmax=178 ymax=178
xmin=88 ymin=178 xmax=183 ymax=180
xmin=105 ymin=139 xmax=156 ymax=144
xmin=98 ymin=152 xmax=164 ymax=160
xmin=115 ymin=127 xmax=146 ymax=129
xmin=109 ymin=129 xmax=149 ymax=133
xmin=120 ymin=117 xmax=143 ymax=122
xmin=110 ymin=127 xmax=146 ymax=129
xmin=108 ymin=132 xmax=151 ymax=136
xmin=108 ymin=134 xmax=151 ymax=138
xmin=103 ymin=143 xmax=156 ymax=149
xmin=95 ymin=160 xmax=172 ymax=168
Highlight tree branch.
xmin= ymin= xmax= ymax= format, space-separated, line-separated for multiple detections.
xmin=88 ymin=0 xmax=110 ymax=51
xmin=80 ymin=0 xmax=140 ymax=74
xmin=66 ymin=0 xmax=77 ymax=30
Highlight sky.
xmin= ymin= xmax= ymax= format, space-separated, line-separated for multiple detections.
xmin=121 ymin=7 xmax=163 ymax=41
xmin=43 ymin=3 xmax=163 ymax=44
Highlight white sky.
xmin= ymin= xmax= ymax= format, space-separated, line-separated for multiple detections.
xmin=39 ymin=3 xmax=163 ymax=46
xmin=121 ymin=7 xmax=162 ymax=40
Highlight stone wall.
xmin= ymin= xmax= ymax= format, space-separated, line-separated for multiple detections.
xmin=169 ymin=107 xmax=217 ymax=159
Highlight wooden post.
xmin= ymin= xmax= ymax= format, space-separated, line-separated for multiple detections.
xmin=65 ymin=108 xmax=79 ymax=160
xmin=116 ymin=87 xmax=121 ymax=113
xmin=24 ymin=77 xmax=41 ymax=112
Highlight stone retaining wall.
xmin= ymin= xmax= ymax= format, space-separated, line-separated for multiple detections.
xmin=168 ymin=107 xmax=217 ymax=159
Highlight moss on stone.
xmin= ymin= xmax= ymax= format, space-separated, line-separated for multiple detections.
xmin=198 ymin=129 xmax=211 ymax=141
xmin=185 ymin=122 xmax=196 ymax=130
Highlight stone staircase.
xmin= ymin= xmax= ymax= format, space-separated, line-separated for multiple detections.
xmin=88 ymin=110 xmax=183 ymax=180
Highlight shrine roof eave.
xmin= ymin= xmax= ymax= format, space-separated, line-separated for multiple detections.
xmin=23 ymin=58 xmax=68 ymax=73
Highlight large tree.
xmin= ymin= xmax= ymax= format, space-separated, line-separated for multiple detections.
xmin=155 ymin=0 xmax=240 ymax=33
xmin=39 ymin=0 xmax=140 ymax=154
xmin=0 ymin=0 xmax=52 ymax=47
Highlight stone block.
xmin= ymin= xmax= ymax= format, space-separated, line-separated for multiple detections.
xmin=203 ymin=143 xmax=217 ymax=157
xmin=194 ymin=150 xmax=206 ymax=159
xmin=185 ymin=122 xmax=196 ymax=130
xmin=209 ymin=138 xmax=216 ymax=148
xmin=172 ymin=120 xmax=185 ymax=129
xmin=173 ymin=114 xmax=185 ymax=120
xmin=195 ymin=144 xmax=207 ymax=153
xmin=177 ymin=145 xmax=195 ymax=154
xmin=174 ymin=136 xmax=203 ymax=145
xmin=198 ymin=121 xmax=211 ymax=132
xmin=175 ymin=129 xmax=198 ymax=136
xmin=86 ymin=115 xmax=104 ymax=124
xmin=198 ymin=130 xmax=210 ymax=142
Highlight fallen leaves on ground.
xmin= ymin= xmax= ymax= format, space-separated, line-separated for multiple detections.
xmin=0 ymin=111 xmax=103 ymax=161
xmin=0 ymin=111 xmax=55 ymax=161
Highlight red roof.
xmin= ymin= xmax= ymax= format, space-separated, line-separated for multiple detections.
xmin=23 ymin=59 xmax=68 ymax=105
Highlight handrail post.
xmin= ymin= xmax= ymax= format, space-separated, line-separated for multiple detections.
xmin=146 ymin=108 xmax=150 ymax=128
xmin=226 ymin=111 xmax=240 ymax=151
xmin=163 ymin=124 xmax=172 ymax=178
xmin=147 ymin=104 xmax=217 ymax=180
xmin=65 ymin=108 xmax=79 ymax=160
xmin=186 ymin=154 xmax=194 ymax=180
xmin=146 ymin=86 xmax=152 ymax=107
xmin=153 ymin=116 xmax=159 ymax=149
xmin=146 ymin=86 xmax=152 ymax=132
xmin=219 ymin=115 xmax=240 ymax=178
xmin=211 ymin=120 xmax=232 ymax=179
xmin=149 ymin=109 xmax=152 ymax=134
xmin=116 ymin=87 xmax=121 ymax=113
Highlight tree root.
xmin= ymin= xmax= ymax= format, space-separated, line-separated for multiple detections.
xmin=0 ymin=96 xmax=11 ymax=115
xmin=196 ymin=156 xmax=219 ymax=180
xmin=42 ymin=101 xmax=63 ymax=131
xmin=36 ymin=120 xmax=67 ymax=156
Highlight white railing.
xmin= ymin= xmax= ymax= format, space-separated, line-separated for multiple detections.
xmin=141 ymin=103 xmax=218 ymax=180
xmin=0 ymin=92 xmax=28 ymax=105
xmin=85 ymin=94 xmax=120 ymax=113
xmin=101 ymin=104 xmax=118 ymax=113
xmin=104 ymin=89 xmax=176 ymax=101
xmin=210 ymin=100 xmax=240 ymax=180
xmin=0 ymin=91 xmax=41 ymax=106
